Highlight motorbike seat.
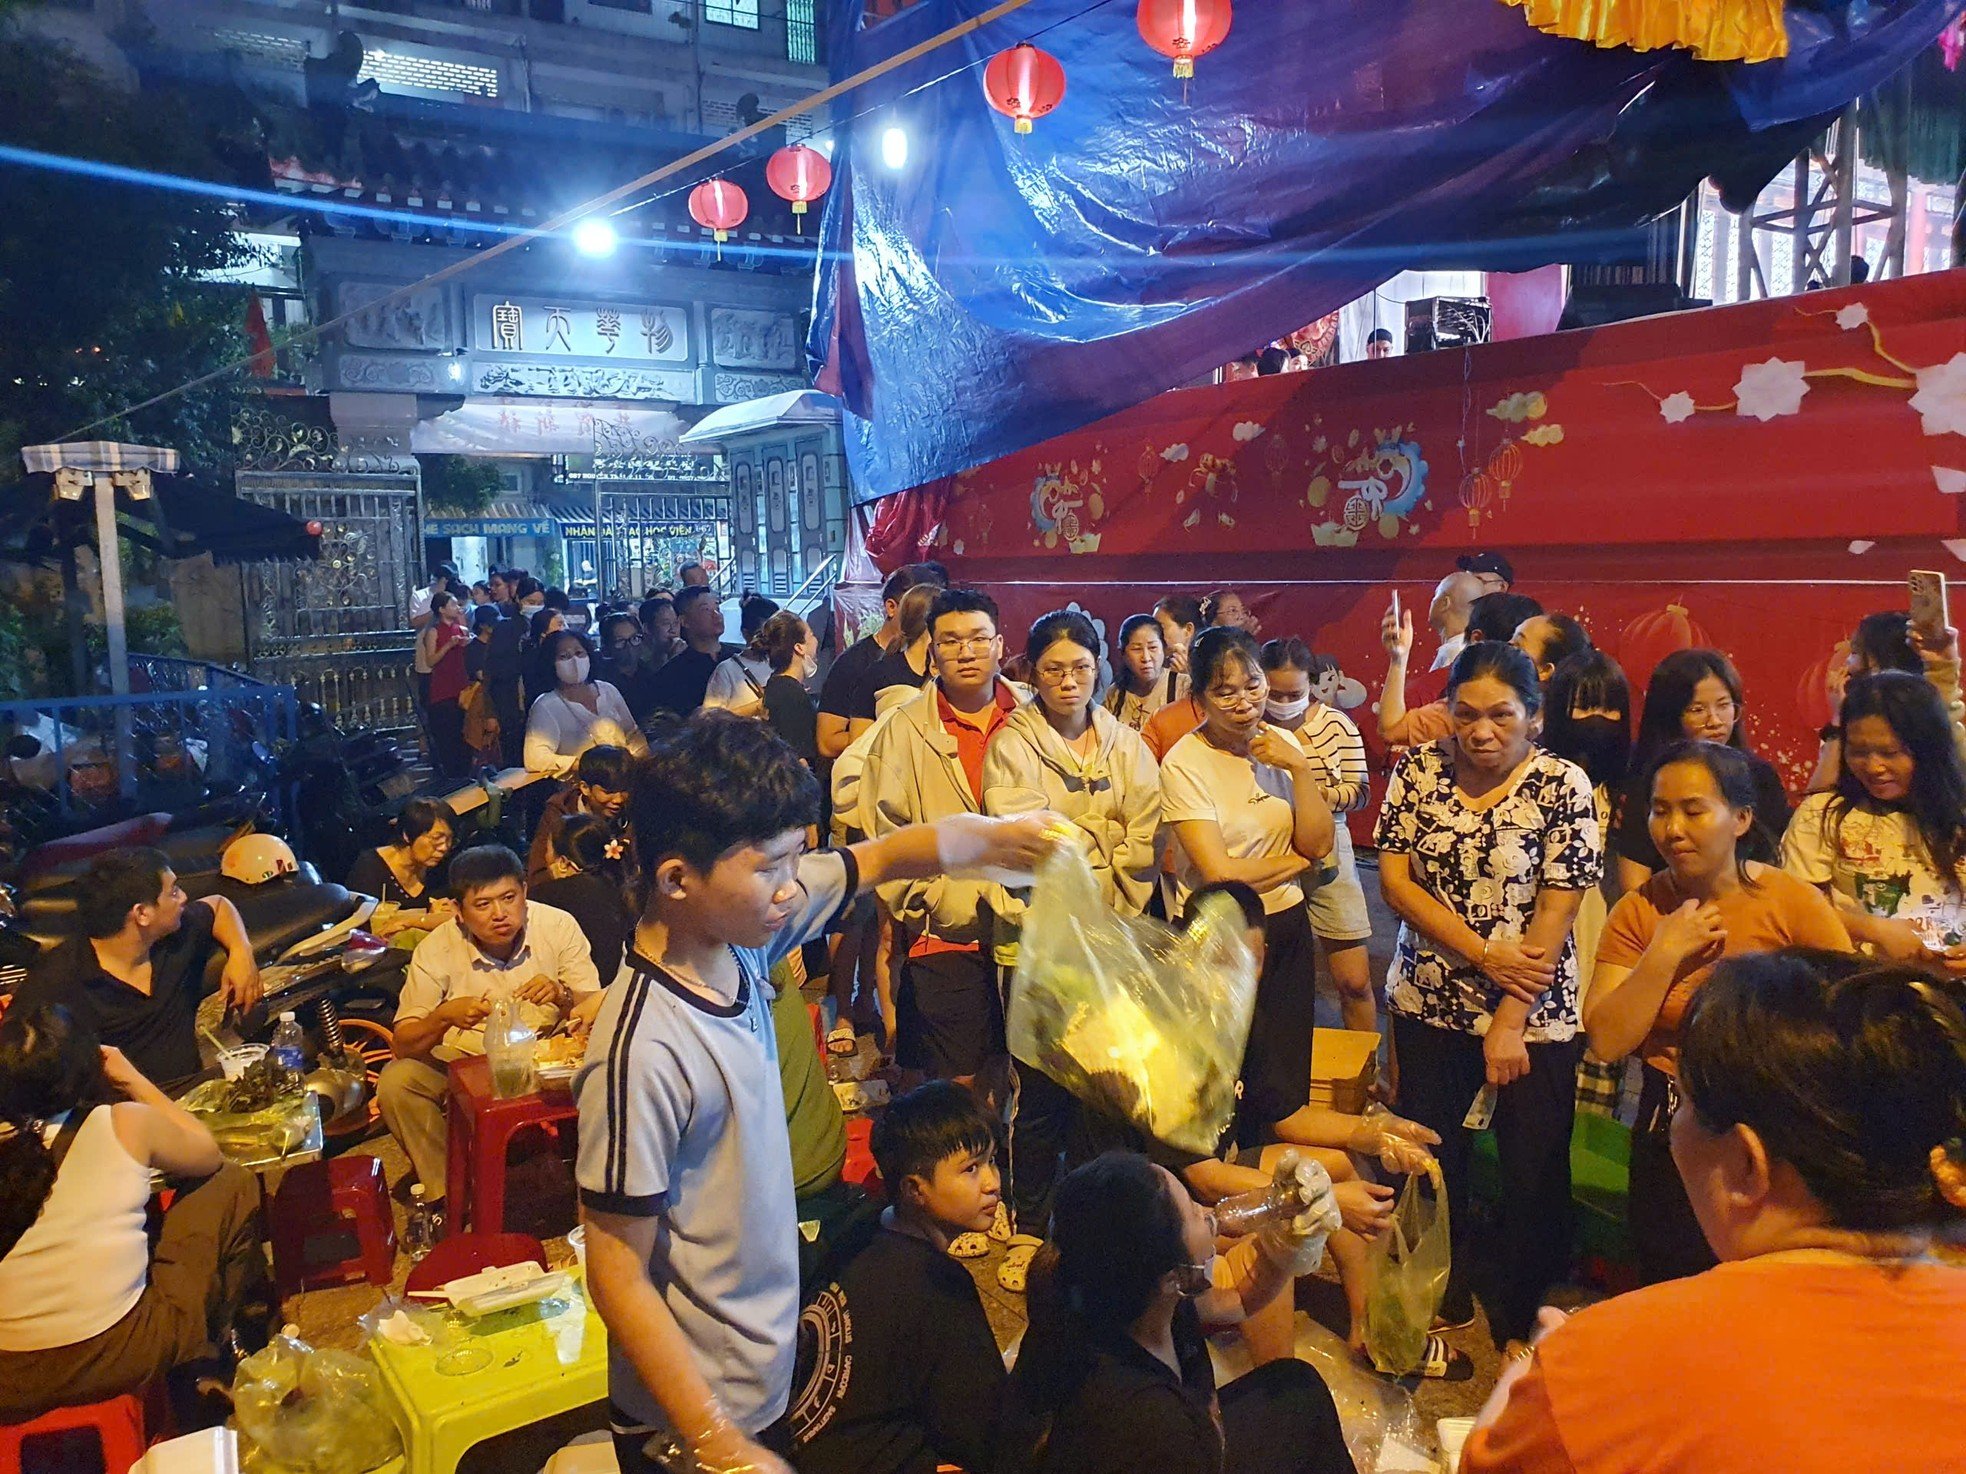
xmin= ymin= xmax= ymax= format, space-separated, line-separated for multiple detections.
xmin=203 ymin=876 xmax=361 ymax=961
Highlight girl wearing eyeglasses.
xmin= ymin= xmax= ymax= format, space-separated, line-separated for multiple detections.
xmin=984 ymin=611 xmax=1162 ymax=1262
xmin=1612 ymin=650 xmax=1793 ymax=896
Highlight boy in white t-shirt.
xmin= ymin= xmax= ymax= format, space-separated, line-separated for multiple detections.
xmin=575 ymin=711 xmax=1056 ymax=1474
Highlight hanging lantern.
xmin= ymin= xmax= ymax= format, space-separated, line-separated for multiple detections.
xmin=1457 ymin=470 xmax=1495 ymax=532
xmin=765 ymin=144 xmax=833 ymax=233
xmin=983 ymin=42 xmax=1067 ymax=135
xmin=688 ymin=178 xmax=749 ymax=259
xmin=1486 ymin=439 xmax=1524 ymax=505
xmin=1137 ymin=0 xmax=1232 ymax=80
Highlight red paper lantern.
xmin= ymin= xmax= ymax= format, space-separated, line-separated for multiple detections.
xmin=1617 ymin=600 xmax=1713 ymax=690
xmin=688 ymin=178 xmax=749 ymax=256
xmin=765 ymin=144 xmax=832 ymax=231
xmin=1137 ymin=0 xmax=1233 ymax=80
xmin=983 ymin=43 xmax=1067 ymax=135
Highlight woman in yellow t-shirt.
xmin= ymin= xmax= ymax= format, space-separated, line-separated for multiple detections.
xmin=1587 ymin=741 xmax=1852 ymax=1284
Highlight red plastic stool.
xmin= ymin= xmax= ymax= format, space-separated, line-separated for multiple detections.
xmin=0 ymin=1394 xmax=145 ymax=1474
xmin=444 ymin=1055 xmax=579 ymax=1236
xmin=269 ymin=1155 xmax=397 ymax=1301
xmin=404 ymin=1231 xmax=549 ymax=1296
xmin=842 ymin=1115 xmax=883 ymax=1198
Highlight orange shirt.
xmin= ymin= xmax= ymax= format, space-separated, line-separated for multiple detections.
xmin=1384 ymin=697 xmax=1453 ymax=746
xmin=1462 ymin=1257 xmax=1966 ymax=1474
xmin=1594 ymin=865 xmax=1851 ymax=1076
xmin=1142 ymin=696 xmax=1204 ymax=762
xmin=936 ymin=681 xmax=1018 ymax=806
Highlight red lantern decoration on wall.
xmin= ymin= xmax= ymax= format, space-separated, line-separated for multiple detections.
xmin=688 ymin=178 xmax=749 ymax=258
xmin=1137 ymin=0 xmax=1233 ymax=80
xmin=983 ymin=42 xmax=1067 ymax=134
xmin=1617 ymin=599 xmax=1713 ymax=690
xmin=765 ymin=144 xmax=832 ymax=233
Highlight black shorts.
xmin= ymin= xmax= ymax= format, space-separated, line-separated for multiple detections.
xmin=896 ymin=947 xmax=1003 ymax=1079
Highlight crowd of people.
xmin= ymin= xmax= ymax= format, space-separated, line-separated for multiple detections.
xmin=2 ymin=546 xmax=1964 ymax=1473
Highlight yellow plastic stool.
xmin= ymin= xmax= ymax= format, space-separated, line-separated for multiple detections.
xmin=369 ymin=1275 xmax=608 ymax=1474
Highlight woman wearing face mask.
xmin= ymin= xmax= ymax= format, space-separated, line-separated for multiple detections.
xmin=1464 ymin=952 xmax=1966 ymax=1474
xmin=1373 ymin=641 xmax=1601 ymax=1354
xmin=985 ymin=611 xmax=1162 ymax=1252
xmin=1783 ymin=671 xmax=1966 ymax=968
xmin=523 ymin=630 xmax=649 ymax=778
xmin=1103 ymin=614 xmax=1184 ymax=731
xmin=522 ymin=605 xmax=568 ymax=710
xmin=1588 ymin=742 xmax=1851 ymax=1283
xmin=1258 ymin=638 xmax=1374 ymax=1032
xmin=999 ymin=1151 xmax=1355 ymax=1474
xmin=1161 ymin=628 xmax=1335 ymax=1148
xmin=1613 ymin=649 xmax=1791 ymax=895
xmin=757 ymin=611 xmax=821 ymax=767
xmin=419 ymin=591 xmax=472 ymax=784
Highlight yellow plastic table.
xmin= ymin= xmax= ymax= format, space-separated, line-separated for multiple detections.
xmin=369 ymin=1275 xmax=608 ymax=1474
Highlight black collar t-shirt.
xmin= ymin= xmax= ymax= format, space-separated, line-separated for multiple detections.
xmin=648 ymin=646 xmax=720 ymax=716
xmin=13 ymin=899 xmax=220 ymax=1087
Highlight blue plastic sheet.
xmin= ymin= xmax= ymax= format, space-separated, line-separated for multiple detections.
xmin=813 ymin=0 xmax=1962 ymax=502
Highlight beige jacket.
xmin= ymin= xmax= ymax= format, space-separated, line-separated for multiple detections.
xmin=865 ymin=681 xmax=1030 ymax=945
xmin=982 ymin=701 xmax=1162 ymax=966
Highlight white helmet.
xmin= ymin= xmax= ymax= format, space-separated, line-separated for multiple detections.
xmin=222 ymin=833 xmax=299 ymax=885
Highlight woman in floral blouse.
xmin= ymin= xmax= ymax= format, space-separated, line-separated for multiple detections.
xmin=1373 ymin=641 xmax=1602 ymax=1357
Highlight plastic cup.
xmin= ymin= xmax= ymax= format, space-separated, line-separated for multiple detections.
xmin=567 ymin=1225 xmax=586 ymax=1274
xmin=218 ymin=1044 xmax=268 ymax=1081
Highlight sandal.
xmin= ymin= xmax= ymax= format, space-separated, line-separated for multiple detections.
xmin=947 ymin=1232 xmax=991 ymax=1260
xmin=826 ymin=1021 xmax=859 ymax=1056
xmin=996 ymin=1236 xmax=1043 ymax=1293
xmin=1432 ymin=1309 xmax=1477 ymax=1334
xmin=1416 ymin=1333 xmax=1474 ymax=1382
xmin=988 ymin=1201 xmax=1014 ymax=1244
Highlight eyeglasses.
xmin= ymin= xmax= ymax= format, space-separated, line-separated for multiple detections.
xmin=936 ymin=636 xmax=996 ymax=654
xmin=1037 ymin=661 xmax=1097 ymax=682
xmin=610 ymin=634 xmax=644 ymax=648
xmin=1684 ymin=698 xmax=1738 ymax=721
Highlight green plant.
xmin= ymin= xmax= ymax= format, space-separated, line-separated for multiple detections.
xmin=418 ymin=455 xmax=505 ymax=514
xmin=0 ymin=596 xmax=29 ymax=701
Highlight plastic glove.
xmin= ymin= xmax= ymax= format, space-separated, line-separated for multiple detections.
xmin=1257 ymin=1148 xmax=1343 ymax=1275
xmin=653 ymin=1410 xmax=796 ymax=1474
xmin=1353 ymin=1102 xmax=1441 ymax=1175
xmin=934 ymin=811 xmax=1066 ymax=886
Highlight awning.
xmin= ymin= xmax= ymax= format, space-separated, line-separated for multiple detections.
xmin=1 ymin=471 xmax=320 ymax=566
xmin=424 ymin=498 xmax=557 ymax=539
xmin=413 ymin=400 xmax=691 ymax=457
xmin=679 ymin=391 xmax=838 ymax=449
xmin=21 ymin=442 xmax=181 ymax=475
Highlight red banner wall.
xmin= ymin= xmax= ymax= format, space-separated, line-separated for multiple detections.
xmin=877 ymin=272 xmax=1966 ymax=817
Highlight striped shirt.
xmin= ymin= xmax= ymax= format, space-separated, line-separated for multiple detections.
xmin=1295 ymin=703 xmax=1370 ymax=812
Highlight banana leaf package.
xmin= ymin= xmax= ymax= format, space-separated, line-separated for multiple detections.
xmin=1008 ymin=842 xmax=1256 ymax=1156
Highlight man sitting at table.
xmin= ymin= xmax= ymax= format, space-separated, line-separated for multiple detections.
xmin=527 ymin=743 xmax=634 ymax=888
xmin=378 ymin=844 xmax=603 ymax=1206
xmin=12 ymin=847 xmax=263 ymax=1088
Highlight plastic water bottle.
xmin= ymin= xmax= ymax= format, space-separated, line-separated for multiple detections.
xmin=268 ymin=1011 xmax=306 ymax=1085
xmin=1212 ymin=1177 xmax=1299 ymax=1237
xmin=404 ymin=1185 xmax=440 ymax=1262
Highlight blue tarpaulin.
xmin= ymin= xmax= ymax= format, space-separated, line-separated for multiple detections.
xmin=813 ymin=0 xmax=1963 ymax=502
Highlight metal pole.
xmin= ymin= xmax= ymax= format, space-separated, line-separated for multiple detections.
xmin=1831 ymin=109 xmax=1857 ymax=285
xmin=95 ymin=474 xmax=130 ymax=697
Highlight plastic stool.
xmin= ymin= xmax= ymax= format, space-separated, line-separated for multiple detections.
xmin=403 ymin=1231 xmax=548 ymax=1297
xmin=1 ymin=1394 xmax=146 ymax=1474
xmin=444 ymin=1055 xmax=579 ymax=1236
xmin=269 ymin=1155 xmax=397 ymax=1301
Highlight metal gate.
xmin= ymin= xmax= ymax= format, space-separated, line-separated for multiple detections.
xmin=591 ymin=487 xmax=733 ymax=600
xmin=233 ymin=407 xmax=423 ymax=731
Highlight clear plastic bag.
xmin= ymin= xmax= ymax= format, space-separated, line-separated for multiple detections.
xmin=1363 ymin=1163 xmax=1452 ymax=1377
xmin=485 ymin=996 xmax=539 ymax=1099
xmin=232 ymin=1331 xmax=403 ymax=1474
xmin=1007 ymin=842 xmax=1256 ymax=1156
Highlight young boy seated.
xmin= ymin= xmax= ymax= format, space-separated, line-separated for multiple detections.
xmin=788 ymin=1082 xmax=1006 ymax=1474
xmin=574 ymin=712 xmax=1056 ymax=1474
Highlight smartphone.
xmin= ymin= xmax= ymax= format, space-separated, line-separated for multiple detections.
xmin=1910 ymin=569 xmax=1950 ymax=640
xmin=1391 ymin=588 xmax=1402 ymax=622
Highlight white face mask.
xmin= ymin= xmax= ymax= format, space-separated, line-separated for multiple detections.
xmin=556 ymin=655 xmax=591 ymax=686
xmin=1265 ymin=693 xmax=1310 ymax=722
xmin=802 ymin=654 xmax=820 ymax=682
